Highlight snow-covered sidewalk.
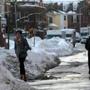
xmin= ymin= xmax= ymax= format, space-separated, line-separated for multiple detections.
xmin=0 ymin=36 xmax=85 ymax=90
xmin=28 ymin=50 xmax=89 ymax=90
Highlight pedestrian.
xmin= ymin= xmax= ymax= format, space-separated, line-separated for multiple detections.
xmin=14 ymin=30 xmax=31 ymax=81
xmin=2 ymin=29 xmax=7 ymax=48
xmin=85 ymin=36 xmax=90 ymax=74
xmin=72 ymin=31 xmax=76 ymax=47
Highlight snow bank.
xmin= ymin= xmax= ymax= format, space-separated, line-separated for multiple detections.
xmin=2 ymin=36 xmax=73 ymax=81
xmin=10 ymin=37 xmax=73 ymax=56
xmin=30 ymin=37 xmax=73 ymax=56
xmin=3 ymin=48 xmax=60 ymax=80
xmin=0 ymin=48 xmax=36 ymax=90
xmin=26 ymin=48 xmax=60 ymax=79
xmin=0 ymin=65 xmax=36 ymax=90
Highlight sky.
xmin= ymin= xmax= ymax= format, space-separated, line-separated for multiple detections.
xmin=43 ymin=0 xmax=82 ymax=3
xmin=17 ymin=0 xmax=83 ymax=3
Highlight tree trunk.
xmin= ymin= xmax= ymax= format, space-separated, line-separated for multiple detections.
xmin=0 ymin=17 xmax=5 ymax=47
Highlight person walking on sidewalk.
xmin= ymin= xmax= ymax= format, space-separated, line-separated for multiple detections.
xmin=14 ymin=30 xmax=31 ymax=81
xmin=85 ymin=36 xmax=90 ymax=74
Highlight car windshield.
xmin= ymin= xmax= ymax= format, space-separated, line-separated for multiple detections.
xmin=81 ymin=32 xmax=88 ymax=36
xmin=46 ymin=35 xmax=61 ymax=39
xmin=66 ymin=34 xmax=72 ymax=37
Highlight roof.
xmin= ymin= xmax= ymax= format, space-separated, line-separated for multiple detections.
xmin=67 ymin=11 xmax=76 ymax=15
xmin=58 ymin=10 xmax=66 ymax=15
xmin=18 ymin=3 xmax=46 ymax=12
xmin=48 ymin=23 xmax=58 ymax=27
xmin=47 ymin=11 xmax=66 ymax=16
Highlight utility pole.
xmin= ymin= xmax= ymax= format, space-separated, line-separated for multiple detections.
xmin=79 ymin=8 xmax=81 ymax=31
xmin=15 ymin=0 xmax=17 ymax=29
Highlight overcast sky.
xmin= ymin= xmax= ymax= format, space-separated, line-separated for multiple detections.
xmin=17 ymin=0 xmax=83 ymax=3
xmin=43 ymin=0 xmax=83 ymax=3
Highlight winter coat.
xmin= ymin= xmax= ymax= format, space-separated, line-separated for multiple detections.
xmin=14 ymin=36 xmax=31 ymax=58
xmin=85 ymin=36 xmax=90 ymax=51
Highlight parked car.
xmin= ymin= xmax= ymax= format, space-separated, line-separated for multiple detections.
xmin=80 ymin=32 xmax=89 ymax=44
xmin=80 ymin=27 xmax=89 ymax=44
xmin=46 ymin=30 xmax=62 ymax=39
xmin=60 ymin=29 xmax=76 ymax=43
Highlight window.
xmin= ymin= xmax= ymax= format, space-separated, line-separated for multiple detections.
xmin=49 ymin=17 xmax=53 ymax=23
xmin=64 ymin=16 xmax=66 ymax=20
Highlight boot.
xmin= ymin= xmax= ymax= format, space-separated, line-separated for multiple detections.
xmin=20 ymin=74 xmax=27 ymax=81
xmin=23 ymin=74 xmax=27 ymax=81
xmin=20 ymin=74 xmax=24 ymax=80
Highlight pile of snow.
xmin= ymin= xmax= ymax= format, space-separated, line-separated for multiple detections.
xmin=10 ymin=37 xmax=73 ymax=56
xmin=0 ymin=35 xmax=84 ymax=89
xmin=0 ymin=48 xmax=36 ymax=90
xmin=27 ymin=37 xmax=42 ymax=47
xmin=3 ymin=36 xmax=73 ymax=81
xmin=26 ymin=48 xmax=60 ymax=79
xmin=0 ymin=48 xmax=59 ymax=89
xmin=33 ymin=37 xmax=73 ymax=56
xmin=0 ymin=65 xmax=36 ymax=90
xmin=3 ymin=48 xmax=60 ymax=80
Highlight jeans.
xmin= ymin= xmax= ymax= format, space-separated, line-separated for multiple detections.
xmin=19 ymin=56 xmax=26 ymax=75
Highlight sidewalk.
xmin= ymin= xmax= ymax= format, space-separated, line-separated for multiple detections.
xmin=28 ymin=51 xmax=90 ymax=90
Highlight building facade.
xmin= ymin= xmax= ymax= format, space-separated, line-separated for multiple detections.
xmin=47 ymin=11 xmax=68 ymax=30
xmin=0 ymin=0 xmax=5 ymax=17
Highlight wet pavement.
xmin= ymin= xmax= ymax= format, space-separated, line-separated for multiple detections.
xmin=28 ymin=50 xmax=90 ymax=90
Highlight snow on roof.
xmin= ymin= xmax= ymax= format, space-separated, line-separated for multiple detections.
xmin=58 ymin=10 xmax=66 ymax=15
xmin=48 ymin=11 xmax=66 ymax=15
xmin=67 ymin=11 xmax=76 ymax=15
xmin=19 ymin=3 xmax=46 ymax=9
xmin=48 ymin=23 xmax=58 ymax=27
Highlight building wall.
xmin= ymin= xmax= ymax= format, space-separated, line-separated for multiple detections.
xmin=0 ymin=0 xmax=5 ymax=17
xmin=48 ymin=12 xmax=68 ymax=30
xmin=60 ymin=14 xmax=68 ymax=29
xmin=64 ymin=15 xmax=68 ymax=29
xmin=60 ymin=14 xmax=64 ymax=29
xmin=86 ymin=0 xmax=90 ymax=4
xmin=53 ymin=15 xmax=60 ymax=29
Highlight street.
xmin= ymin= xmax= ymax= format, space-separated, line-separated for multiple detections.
xmin=28 ymin=44 xmax=90 ymax=90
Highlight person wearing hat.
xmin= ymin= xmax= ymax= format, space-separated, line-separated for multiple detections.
xmin=14 ymin=30 xmax=31 ymax=81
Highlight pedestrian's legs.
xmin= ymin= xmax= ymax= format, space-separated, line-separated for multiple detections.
xmin=19 ymin=57 xmax=26 ymax=81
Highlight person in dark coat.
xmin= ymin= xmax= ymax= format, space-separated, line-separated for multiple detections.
xmin=14 ymin=30 xmax=31 ymax=81
xmin=85 ymin=36 xmax=90 ymax=74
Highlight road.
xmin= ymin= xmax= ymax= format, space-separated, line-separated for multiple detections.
xmin=28 ymin=44 xmax=90 ymax=90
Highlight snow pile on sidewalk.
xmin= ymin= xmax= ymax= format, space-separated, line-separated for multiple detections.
xmin=0 ymin=65 xmax=36 ymax=90
xmin=4 ymin=48 xmax=60 ymax=80
xmin=3 ymin=36 xmax=73 ymax=81
xmin=26 ymin=48 xmax=60 ymax=79
xmin=11 ymin=37 xmax=73 ymax=56
xmin=28 ymin=37 xmax=73 ymax=56
xmin=0 ymin=48 xmax=36 ymax=90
